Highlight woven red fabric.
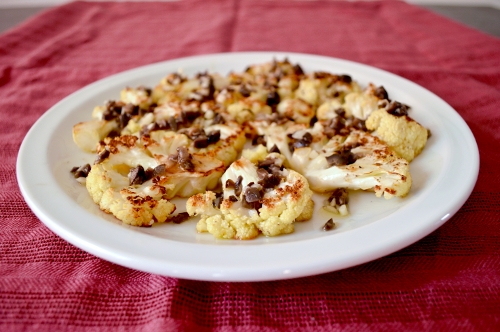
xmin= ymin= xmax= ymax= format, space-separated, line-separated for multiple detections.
xmin=1 ymin=0 xmax=500 ymax=330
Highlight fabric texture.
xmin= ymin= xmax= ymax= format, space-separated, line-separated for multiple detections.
xmin=1 ymin=0 xmax=500 ymax=330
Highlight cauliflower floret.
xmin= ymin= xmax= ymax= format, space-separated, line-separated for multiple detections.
xmin=276 ymin=98 xmax=315 ymax=124
xmin=226 ymin=100 xmax=272 ymax=124
xmin=295 ymin=78 xmax=320 ymax=106
xmin=73 ymin=95 xmax=158 ymax=152
xmin=85 ymin=136 xmax=176 ymax=226
xmin=86 ymin=131 xmax=235 ymax=225
xmin=252 ymin=121 xmax=411 ymax=199
xmin=252 ymin=123 xmax=292 ymax=164
xmin=295 ymin=72 xmax=361 ymax=107
xmin=192 ymin=122 xmax=247 ymax=167
xmin=366 ymin=102 xmax=428 ymax=162
xmin=120 ymin=86 xmax=153 ymax=110
xmin=316 ymin=99 xmax=343 ymax=121
xmin=244 ymin=58 xmax=304 ymax=102
xmin=87 ymin=164 xmax=176 ymax=226
xmin=295 ymin=199 xmax=315 ymax=222
xmin=152 ymin=72 xmax=217 ymax=105
xmin=121 ymin=112 xmax=155 ymax=135
xmin=143 ymin=131 xmax=191 ymax=160
xmin=72 ymin=119 xmax=118 ymax=152
xmin=153 ymin=102 xmax=184 ymax=121
xmin=342 ymin=83 xmax=388 ymax=120
xmin=176 ymin=77 xmax=203 ymax=100
xmin=241 ymin=144 xmax=268 ymax=163
xmin=141 ymin=130 xmax=231 ymax=198
xmin=144 ymin=101 xmax=247 ymax=168
xmin=152 ymin=152 xmax=226 ymax=199
xmin=301 ymin=130 xmax=412 ymax=198
xmin=153 ymin=73 xmax=186 ymax=102
xmin=186 ymin=156 xmax=313 ymax=239
xmin=249 ymin=121 xmax=326 ymax=172
xmin=277 ymin=75 xmax=300 ymax=100
xmin=242 ymin=144 xmax=315 ymax=222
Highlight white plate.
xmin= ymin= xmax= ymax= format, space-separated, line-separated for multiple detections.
xmin=17 ymin=52 xmax=479 ymax=282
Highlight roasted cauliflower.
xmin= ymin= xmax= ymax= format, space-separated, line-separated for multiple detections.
xmin=302 ymin=130 xmax=412 ymax=198
xmin=295 ymin=72 xmax=360 ymax=107
xmin=120 ymin=86 xmax=153 ymax=110
xmin=342 ymin=83 xmax=389 ymax=120
xmin=85 ymin=135 xmax=176 ymax=226
xmin=186 ymin=154 xmax=313 ymax=239
xmin=251 ymin=119 xmax=411 ymax=199
xmin=72 ymin=119 xmax=118 ymax=152
xmin=72 ymin=58 xmax=429 ymax=238
xmin=366 ymin=101 xmax=428 ymax=162
xmin=73 ymin=97 xmax=154 ymax=152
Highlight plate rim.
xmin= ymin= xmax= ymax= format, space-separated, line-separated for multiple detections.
xmin=16 ymin=51 xmax=480 ymax=281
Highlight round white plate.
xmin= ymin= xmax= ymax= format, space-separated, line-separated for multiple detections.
xmin=17 ymin=52 xmax=479 ymax=282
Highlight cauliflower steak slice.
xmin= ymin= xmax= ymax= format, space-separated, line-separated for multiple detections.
xmin=85 ymin=132 xmax=239 ymax=225
xmin=186 ymin=154 xmax=313 ymax=239
xmin=297 ymin=129 xmax=412 ymax=198
xmin=86 ymin=135 xmax=176 ymax=226
xmin=251 ymin=120 xmax=412 ymax=199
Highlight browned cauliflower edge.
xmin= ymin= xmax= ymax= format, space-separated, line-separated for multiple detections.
xmin=366 ymin=103 xmax=428 ymax=162
xmin=186 ymin=155 xmax=314 ymax=239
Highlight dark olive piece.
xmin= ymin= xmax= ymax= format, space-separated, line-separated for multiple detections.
xmin=293 ymin=64 xmax=304 ymax=75
xmin=193 ymin=135 xmax=209 ymax=149
xmin=252 ymin=135 xmax=266 ymax=146
xmin=168 ymin=212 xmax=190 ymax=224
xmin=94 ymin=149 xmax=110 ymax=164
xmin=266 ymin=90 xmax=280 ymax=106
xmin=70 ymin=164 xmax=91 ymax=178
xmin=177 ymin=146 xmax=195 ymax=171
xmin=269 ymin=144 xmax=280 ymax=153
xmin=244 ymin=186 xmax=262 ymax=203
xmin=374 ymin=86 xmax=389 ymax=100
xmin=207 ymin=130 xmax=221 ymax=145
xmin=340 ymin=75 xmax=352 ymax=83
xmin=168 ymin=116 xmax=178 ymax=131
xmin=239 ymin=85 xmax=251 ymax=97
xmin=386 ymin=101 xmax=409 ymax=117
xmin=212 ymin=113 xmax=225 ymax=125
xmin=128 ymin=165 xmax=147 ymax=186
xmin=322 ymin=218 xmax=336 ymax=231
xmin=234 ymin=176 xmax=244 ymax=197
xmin=213 ymin=192 xmax=223 ymax=208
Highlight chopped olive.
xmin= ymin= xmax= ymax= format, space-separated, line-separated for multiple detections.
xmin=386 ymin=101 xmax=409 ymax=117
xmin=328 ymin=188 xmax=349 ymax=206
xmin=234 ymin=176 xmax=243 ymax=197
xmin=128 ymin=165 xmax=147 ymax=186
xmin=177 ymin=146 xmax=195 ymax=171
xmin=167 ymin=212 xmax=190 ymax=224
xmin=70 ymin=164 xmax=91 ymax=178
xmin=94 ymin=149 xmax=110 ymax=164
xmin=322 ymin=218 xmax=336 ymax=231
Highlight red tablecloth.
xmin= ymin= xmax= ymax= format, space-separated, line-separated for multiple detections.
xmin=2 ymin=1 xmax=500 ymax=330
